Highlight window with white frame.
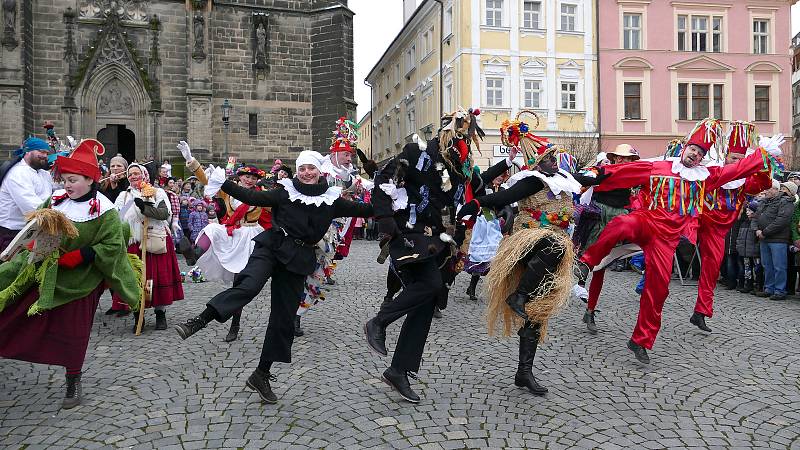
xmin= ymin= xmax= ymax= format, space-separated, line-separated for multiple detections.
xmin=396 ymin=116 xmax=401 ymax=144
xmin=623 ymin=13 xmax=641 ymax=50
xmin=444 ymin=78 xmax=454 ymax=112
xmin=486 ymin=77 xmax=504 ymax=107
xmin=753 ymin=19 xmax=769 ymax=54
xmin=677 ymin=82 xmax=724 ymax=120
xmin=394 ymin=63 xmax=400 ymax=86
xmin=561 ymin=82 xmax=577 ymax=109
xmin=623 ymin=82 xmax=641 ymax=119
xmin=485 ymin=0 xmax=503 ymax=27
xmin=406 ymin=104 xmax=416 ymax=135
xmin=560 ymin=3 xmax=576 ymax=32
xmin=422 ymin=27 xmax=434 ymax=57
xmin=677 ymin=14 xmax=723 ymax=52
xmin=755 ymin=85 xmax=770 ymax=121
xmin=522 ymin=1 xmax=542 ymax=29
xmin=405 ymin=44 xmax=416 ymax=74
xmin=444 ymin=5 xmax=453 ymax=37
xmin=523 ymin=80 xmax=542 ymax=108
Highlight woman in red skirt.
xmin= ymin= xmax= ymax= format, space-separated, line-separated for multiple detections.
xmin=0 ymin=139 xmax=142 ymax=408
xmin=113 ymin=163 xmax=184 ymax=332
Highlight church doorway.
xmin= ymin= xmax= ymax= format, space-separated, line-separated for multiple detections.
xmin=97 ymin=125 xmax=136 ymax=163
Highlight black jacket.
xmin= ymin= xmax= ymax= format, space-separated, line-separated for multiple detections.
xmin=222 ymin=178 xmax=373 ymax=275
xmin=755 ymin=193 xmax=795 ymax=243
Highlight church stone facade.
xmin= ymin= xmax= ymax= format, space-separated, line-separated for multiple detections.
xmin=0 ymin=0 xmax=355 ymax=168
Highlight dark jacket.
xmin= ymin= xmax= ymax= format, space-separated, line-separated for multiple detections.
xmin=221 ymin=178 xmax=373 ymax=275
xmin=724 ymin=213 xmax=742 ymax=256
xmin=755 ymin=193 xmax=795 ymax=244
xmin=736 ymin=215 xmax=759 ymax=258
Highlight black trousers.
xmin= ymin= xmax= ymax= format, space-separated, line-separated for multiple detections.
xmin=375 ymin=256 xmax=443 ymax=372
xmin=207 ymin=241 xmax=305 ymax=364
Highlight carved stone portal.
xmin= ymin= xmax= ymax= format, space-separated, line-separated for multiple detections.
xmin=80 ymin=0 xmax=149 ymax=23
xmin=97 ymin=79 xmax=133 ymax=115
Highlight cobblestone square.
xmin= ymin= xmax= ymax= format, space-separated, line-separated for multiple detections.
xmin=2 ymin=241 xmax=799 ymax=449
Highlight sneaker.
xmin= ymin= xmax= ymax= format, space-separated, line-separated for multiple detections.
xmin=246 ymin=369 xmax=277 ymax=404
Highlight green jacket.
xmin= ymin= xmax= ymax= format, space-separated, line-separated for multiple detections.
xmin=0 ymin=199 xmax=142 ymax=315
xmin=792 ymin=201 xmax=800 ymax=243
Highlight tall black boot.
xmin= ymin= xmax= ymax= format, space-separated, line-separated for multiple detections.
xmin=506 ymin=255 xmax=551 ymax=320
xmin=62 ymin=373 xmax=82 ymax=409
xmin=514 ymin=324 xmax=548 ymax=396
xmin=466 ymin=274 xmax=480 ymax=301
xmin=224 ymin=311 xmax=241 ymax=342
xmin=294 ymin=315 xmax=304 ymax=337
xmin=154 ymin=310 xmax=167 ymax=330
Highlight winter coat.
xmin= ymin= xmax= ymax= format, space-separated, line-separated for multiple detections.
xmin=736 ymin=215 xmax=760 ymax=258
xmin=724 ymin=214 xmax=742 ymax=256
xmin=755 ymin=193 xmax=795 ymax=243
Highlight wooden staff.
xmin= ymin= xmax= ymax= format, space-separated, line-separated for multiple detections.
xmin=135 ymin=215 xmax=148 ymax=336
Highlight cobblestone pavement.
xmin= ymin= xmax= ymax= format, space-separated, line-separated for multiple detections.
xmin=2 ymin=241 xmax=800 ymax=449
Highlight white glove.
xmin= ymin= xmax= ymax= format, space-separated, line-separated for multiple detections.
xmin=330 ymin=164 xmax=352 ymax=182
xmin=758 ymin=134 xmax=784 ymax=157
xmin=177 ymin=140 xmax=193 ymax=163
xmin=66 ymin=136 xmax=78 ymax=149
xmin=506 ymin=146 xmax=519 ymax=166
xmin=203 ymin=165 xmax=226 ymax=197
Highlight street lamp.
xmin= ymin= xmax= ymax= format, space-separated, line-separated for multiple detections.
xmin=222 ymin=99 xmax=232 ymax=156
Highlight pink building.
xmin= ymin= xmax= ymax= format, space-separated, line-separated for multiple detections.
xmin=599 ymin=0 xmax=794 ymax=164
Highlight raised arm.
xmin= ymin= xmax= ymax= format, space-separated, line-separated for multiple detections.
xmin=593 ymin=160 xmax=653 ymax=192
xmin=333 ymin=198 xmax=373 ymax=218
xmin=479 ymin=158 xmax=512 ymax=185
xmin=221 ymin=180 xmax=288 ymax=207
xmin=372 ymin=144 xmax=414 ymax=218
xmin=708 ymin=149 xmax=771 ymax=191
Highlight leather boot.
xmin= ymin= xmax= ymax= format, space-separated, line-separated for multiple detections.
xmin=738 ymin=279 xmax=753 ymax=293
xmin=514 ymin=324 xmax=548 ymax=396
xmin=627 ymin=339 xmax=650 ymax=364
xmin=175 ymin=315 xmax=210 ymax=340
xmin=62 ymin=373 xmax=82 ymax=409
xmin=689 ymin=311 xmax=711 ymax=332
xmin=246 ymin=368 xmax=277 ymax=404
xmin=364 ymin=318 xmax=388 ymax=356
xmin=582 ymin=309 xmax=598 ymax=334
xmin=466 ymin=275 xmax=480 ymax=301
xmin=294 ymin=315 xmax=304 ymax=337
xmin=154 ymin=310 xmax=167 ymax=330
xmin=224 ymin=312 xmax=241 ymax=342
xmin=506 ymin=255 xmax=551 ymax=320
xmin=382 ymin=367 xmax=420 ymax=403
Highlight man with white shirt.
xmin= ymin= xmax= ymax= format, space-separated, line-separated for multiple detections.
xmin=0 ymin=137 xmax=55 ymax=252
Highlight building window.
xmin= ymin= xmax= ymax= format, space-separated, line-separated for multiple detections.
xmin=248 ymin=113 xmax=258 ymax=136
xmin=444 ymin=80 xmax=453 ymax=112
xmin=444 ymin=5 xmax=453 ymax=37
xmin=406 ymin=105 xmax=416 ymax=135
xmin=623 ymin=82 xmax=641 ymax=119
xmin=485 ymin=0 xmax=503 ymax=27
xmin=486 ymin=77 xmax=504 ymax=107
xmin=405 ymin=44 xmax=416 ymax=75
xmin=396 ymin=117 xmax=401 ymax=143
xmin=678 ymin=82 xmax=724 ymax=120
xmin=755 ymin=85 xmax=770 ymax=121
xmin=623 ymin=13 xmax=641 ymax=50
xmin=561 ymin=82 xmax=577 ymax=110
xmin=560 ymin=3 xmax=576 ymax=32
xmin=523 ymin=1 xmax=541 ymax=29
xmin=678 ymin=14 xmax=722 ymax=52
xmin=394 ymin=63 xmax=400 ymax=86
xmin=753 ymin=20 xmax=769 ymax=54
xmin=523 ymin=80 xmax=541 ymax=108
xmin=422 ymin=27 xmax=434 ymax=57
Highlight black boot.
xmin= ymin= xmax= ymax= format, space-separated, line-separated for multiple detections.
xmin=175 ymin=314 xmax=211 ymax=340
xmin=432 ymin=307 xmax=443 ymax=319
xmin=62 ymin=373 xmax=82 ymax=409
xmin=627 ymin=339 xmax=650 ymax=364
xmin=154 ymin=310 xmax=167 ymax=330
xmin=364 ymin=318 xmax=388 ymax=356
xmin=506 ymin=255 xmax=551 ymax=320
xmin=380 ymin=293 xmax=394 ymax=309
xmin=514 ymin=324 xmax=548 ymax=396
xmin=224 ymin=312 xmax=241 ymax=342
xmin=582 ymin=309 xmax=598 ymax=334
xmin=382 ymin=367 xmax=420 ymax=403
xmin=466 ymin=275 xmax=480 ymax=301
xmin=689 ymin=311 xmax=711 ymax=332
xmin=104 ymin=307 xmax=116 ymax=316
xmin=294 ymin=315 xmax=304 ymax=337
xmin=738 ymin=279 xmax=753 ymax=293
xmin=132 ymin=312 xmax=143 ymax=333
xmin=246 ymin=368 xmax=277 ymax=404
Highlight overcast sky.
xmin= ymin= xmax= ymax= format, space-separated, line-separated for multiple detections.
xmin=352 ymin=1 xmax=800 ymax=121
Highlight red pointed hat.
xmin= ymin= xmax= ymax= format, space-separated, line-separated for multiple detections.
xmin=54 ymin=138 xmax=105 ymax=181
xmin=726 ymin=120 xmax=758 ymax=156
xmin=685 ymin=118 xmax=723 ymax=154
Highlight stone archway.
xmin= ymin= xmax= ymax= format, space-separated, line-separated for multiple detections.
xmin=97 ymin=124 xmax=136 ymax=163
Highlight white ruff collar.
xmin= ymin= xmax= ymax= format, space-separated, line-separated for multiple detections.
xmin=669 ymin=157 xmax=710 ymax=181
xmin=506 ymin=168 xmax=583 ymax=196
xmin=278 ymin=178 xmax=341 ymax=206
xmin=721 ymin=178 xmax=746 ymax=190
xmin=51 ymin=190 xmax=115 ymax=222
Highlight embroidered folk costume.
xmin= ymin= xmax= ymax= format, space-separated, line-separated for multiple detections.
xmin=0 ymin=139 xmax=141 ymax=409
xmin=690 ymin=122 xmax=773 ymax=332
xmin=114 ymin=163 xmax=184 ymax=331
xmin=174 ymin=151 xmax=372 ymax=405
xmin=456 ymin=117 xmax=584 ymax=396
xmin=579 ymin=118 xmax=781 ymax=363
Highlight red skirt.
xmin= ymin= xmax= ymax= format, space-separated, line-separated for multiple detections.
xmin=113 ymin=234 xmax=184 ymax=308
xmin=0 ymin=283 xmax=104 ymax=370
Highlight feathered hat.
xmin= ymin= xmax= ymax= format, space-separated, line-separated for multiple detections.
xmin=53 ymin=139 xmax=105 ymax=182
xmin=330 ymin=117 xmax=358 ymax=153
xmin=236 ymin=165 xmax=266 ymax=178
xmin=725 ymin=120 xmax=758 ymax=156
xmin=685 ymin=117 xmax=724 ymax=158
xmin=664 ymin=139 xmax=683 ymax=159
xmin=500 ymin=110 xmax=555 ymax=169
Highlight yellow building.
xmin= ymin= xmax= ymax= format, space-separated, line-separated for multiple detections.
xmin=365 ymin=0 xmax=598 ymax=168
xmin=356 ymin=111 xmax=372 ymax=160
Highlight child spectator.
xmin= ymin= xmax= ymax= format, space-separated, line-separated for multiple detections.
xmin=188 ymin=202 xmax=209 ymax=243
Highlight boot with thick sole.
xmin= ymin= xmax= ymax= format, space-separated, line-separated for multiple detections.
xmin=514 ymin=324 xmax=548 ymax=396
xmin=294 ymin=315 xmax=304 ymax=337
xmin=224 ymin=312 xmax=241 ymax=342
xmin=382 ymin=367 xmax=420 ymax=403
xmin=154 ymin=310 xmax=167 ymax=330
xmin=246 ymin=368 xmax=277 ymax=404
xmin=62 ymin=373 xmax=82 ymax=409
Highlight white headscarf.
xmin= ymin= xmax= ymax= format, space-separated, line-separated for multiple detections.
xmin=295 ymin=150 xmax=324 ymax=172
